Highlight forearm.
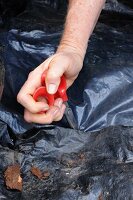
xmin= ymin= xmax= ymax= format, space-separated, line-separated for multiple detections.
xmin=57 ymin=0 xmax=105 ymax=59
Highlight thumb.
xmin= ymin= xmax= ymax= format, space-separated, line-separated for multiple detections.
xmin=46 ymin=56 xmax=68 ymax=94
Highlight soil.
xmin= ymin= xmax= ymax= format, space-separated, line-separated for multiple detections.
xmin=43 ymin=171 xmax=50 ymax=179
xmin=98 ymin=193 xmax=103 ymax=200
xmin=4 ymin=165 xmax=22 ymax=191
xmin=30 ymin=167 xmax=50 ymax=179
xmin=30 ymin=167 xmax=43 ymax=179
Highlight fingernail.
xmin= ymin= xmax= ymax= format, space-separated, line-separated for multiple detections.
xmin=42 ymin=106 xmax=49 ymax=111
xmin=48 ymin=84 xmax=56 ymax=94
xmin=53 ymin=109 xmax=59 ymax=115
xmin=58 ymin=99 xmax=63 ymax=108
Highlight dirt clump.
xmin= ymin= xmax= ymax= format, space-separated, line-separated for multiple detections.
xmin=98 ymin=193 xmax=103 ymax=200
xmin=31 ymin=166 xmax=50 ymax=179
xmin=43 ymin=171 xmax=50 ymax=179
xmin=30 ymin=166 xmax=43 ymax=179
xmin=4 ymin=165 xmax=22 ymax=191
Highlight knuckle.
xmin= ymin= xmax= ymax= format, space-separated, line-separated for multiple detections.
xmin=58 ymin=114 xmax=63 ymax=121
xmin=24 ymin=112 xmax=32 ymax=123
xmin=27 ymin=71 xmax=34 ymax=80
xmin=54 ymin=113 xmax=62 ymax=122
xmin=46 ymin=115 xmax=53 ymax=124
xmin=29 ymin=106 xmax=38 ymax=114
xmin=48 ymin=117 xmax=53 ymax=124
xmin=17 ymin=93 xmax=24 ymax=104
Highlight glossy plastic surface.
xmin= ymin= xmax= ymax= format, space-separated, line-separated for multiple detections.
xmin=0 ymin=0 xmax=133 ymax=199
xmin=33 ymin=72 xmax=68 ymax=106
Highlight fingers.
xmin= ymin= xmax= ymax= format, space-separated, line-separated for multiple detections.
xmin=24 ymin=106 xmax=59 ymax=124
xmin=17 ymin=56 xmax=54 ymax=112
xmin=17 ymin=52 xmax=79 ymax=125
xmin=17 ymin=80 xmax=49 ymax=113
xmin=46 ymin=55 xmax=69 ymax=94
xmin=24 ymin=98 xmax=66 ymax=124
xmin=53 ymin=98 xmax=66 ymax=121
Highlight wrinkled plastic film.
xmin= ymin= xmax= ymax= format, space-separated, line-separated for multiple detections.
xmin=0 ymin=0 xmax=132 ymax=199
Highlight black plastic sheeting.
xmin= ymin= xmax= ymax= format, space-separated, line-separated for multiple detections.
xmin=0 ymin=0 xmax=133 ymax=199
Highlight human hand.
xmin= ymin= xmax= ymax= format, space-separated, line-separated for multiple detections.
xmin=17 ymin=50 xmax=83 ymax=124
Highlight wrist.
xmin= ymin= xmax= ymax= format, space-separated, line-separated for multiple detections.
xmin=56 ymin=40 xmax=87 ymax=61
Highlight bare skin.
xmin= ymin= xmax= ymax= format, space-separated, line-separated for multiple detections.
xmin=17 ymin=0 xmax=105 ymax=124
